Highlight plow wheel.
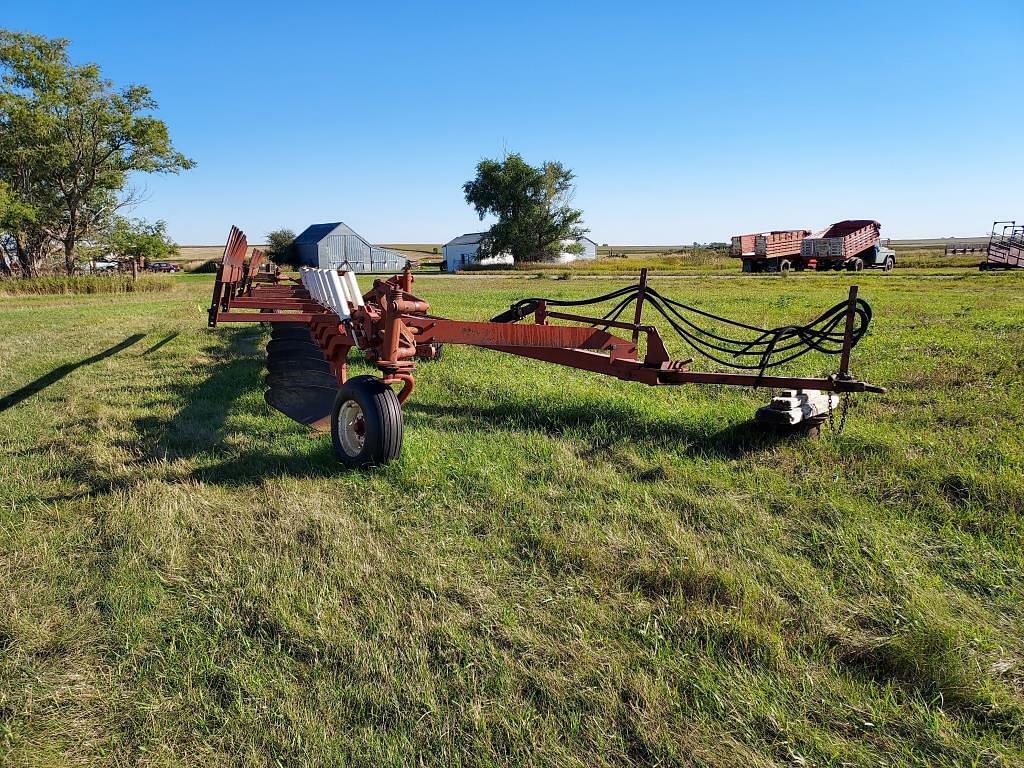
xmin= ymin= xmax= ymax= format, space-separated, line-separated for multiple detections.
xmin=331 ymin=375 xmax=403 ymax=468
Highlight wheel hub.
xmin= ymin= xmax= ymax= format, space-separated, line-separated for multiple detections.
xmin=337 ymin=400 xmax=366 ymax=456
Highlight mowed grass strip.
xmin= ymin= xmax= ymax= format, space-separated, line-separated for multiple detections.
xmin=0 ymin=272 xmax=1022 ymax=766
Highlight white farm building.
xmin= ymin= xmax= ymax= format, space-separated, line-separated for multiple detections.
xmin=442 ymin=233 xmax=598 ymax=272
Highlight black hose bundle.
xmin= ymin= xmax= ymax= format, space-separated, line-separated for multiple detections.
xmin=494 ymin=282 xmax=871 ymax=377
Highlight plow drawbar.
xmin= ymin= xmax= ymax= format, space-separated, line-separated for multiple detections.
xmin=208 ymin=227 xmax=884 ymax=467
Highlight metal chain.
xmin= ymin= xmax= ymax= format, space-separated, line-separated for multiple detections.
xmin=838 ymin=392 xmax=850 ymax=434
xmin=826 ymin=390 xmax=851 ymax=435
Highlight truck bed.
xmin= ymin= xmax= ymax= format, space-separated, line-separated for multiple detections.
xmin=801 ymin=220 xmax=881 ymax=261
xmin=755 ymin=230 xmax=811 ymax=259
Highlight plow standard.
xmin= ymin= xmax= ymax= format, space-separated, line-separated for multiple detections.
xmin=208 ymin=227 xmax=884 ymax=467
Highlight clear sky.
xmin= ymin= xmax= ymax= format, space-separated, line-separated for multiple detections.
xmin=5 ymin=1 xmax=1022 ymax=244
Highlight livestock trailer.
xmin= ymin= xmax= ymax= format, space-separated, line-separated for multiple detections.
xmin=800 ymin=220 xmax=895 ymax=272
xmin=980 ymin=221 xmax=1023 ymax=270
xmin=734 ymin=230 xmax=812 ymax=272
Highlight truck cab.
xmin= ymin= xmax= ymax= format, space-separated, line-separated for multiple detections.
xmin=866 ymin=245 xmax=896 ymax=271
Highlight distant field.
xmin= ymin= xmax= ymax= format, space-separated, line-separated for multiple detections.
xmin=461 ymin=247 xmax=984 ymax=275
xmin=173 ymin=239 xmax=992 ymax=275
xmin=887 ymin=236 xmax=990 ymax=249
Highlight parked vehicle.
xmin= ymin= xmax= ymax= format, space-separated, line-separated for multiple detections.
xmin=79 ymin=260 xmax=120 ymax=273
xmin=148 ymin=261 xmax=181 ymax=273
xmin=800 ymin=220 xmax=895 ymax=272
xmin=979 ymin=220 xmax=1023 ymax=270
xmin=733 ymin=230 xmax=811 ymax=272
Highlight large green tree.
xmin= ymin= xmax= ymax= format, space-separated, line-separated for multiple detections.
xmin=0 ymin=29 xmax=194 ymax=275
xmin=265 ymin=228 xmax=297 ymax=267
xmin=108 ymin=216 xmax=177 ymax=266
xmin=463 ymin=153 xmax=587 ymax=263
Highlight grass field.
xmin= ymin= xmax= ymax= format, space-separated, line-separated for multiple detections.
xmin=1 ymin=270 xmax=1023 ymax=766
xmin=170 ymin=242 xmax=988 ymax=275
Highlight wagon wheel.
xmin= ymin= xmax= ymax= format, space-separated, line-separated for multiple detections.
xmin=331 ymin=375 xmax=403 ymax=468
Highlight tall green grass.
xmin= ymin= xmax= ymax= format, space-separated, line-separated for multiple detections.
xmin=0 ymin=274 xmax=174 ymax=295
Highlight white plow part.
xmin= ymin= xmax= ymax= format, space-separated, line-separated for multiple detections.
xmin=299 ymin=267 xmax=352 ymax=320
xmin=343 ymin=270 xmax=364 ymax=308
xmin=326 ymin=271 xmax=350 ymax=320
xmin=755 ymin=389 xmax=836 ymax=426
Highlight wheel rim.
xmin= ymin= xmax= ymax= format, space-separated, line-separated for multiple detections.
xmin=337 ymin=399 xmax=366 ymax=456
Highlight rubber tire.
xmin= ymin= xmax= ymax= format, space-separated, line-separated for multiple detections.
xmin=883 ymin=256 xmax=895 ymax=272
xmin=847 ymin=258 xmax=864 ymax=272
xmin=330 ymin=376 xmax=403 ymax=468
xmin=779 ymin=259 xmax=791 ymax=273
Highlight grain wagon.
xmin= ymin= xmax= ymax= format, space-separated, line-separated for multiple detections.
xmin=800 ymin=220 xmax=895 ymax=272
xmin=734 ymin=230 xmax=812 ymax=273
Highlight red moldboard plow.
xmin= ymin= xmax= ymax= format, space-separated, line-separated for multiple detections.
xmin=208 ymin=227 xmax=884 ymax=467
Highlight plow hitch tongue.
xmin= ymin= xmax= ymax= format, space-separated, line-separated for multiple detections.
xmin=208 ymin=230 xmax=884 ymax=467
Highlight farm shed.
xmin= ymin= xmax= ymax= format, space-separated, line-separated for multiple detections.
xmin=295 ymin=222 xmax=407 ymax=273
xmin=553 ymin=236 xmax=598 ymax=264
xmin=443 ymin=233 xmax=597 ymax=272
xmin=442 ymin=233 xmax=510 ymax=272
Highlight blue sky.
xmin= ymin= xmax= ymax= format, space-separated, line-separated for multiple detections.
xmin=5 ymin=1 xmax=1022 ymax=244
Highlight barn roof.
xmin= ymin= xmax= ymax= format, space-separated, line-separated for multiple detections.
xmin=294 ymin=223 xmax=343 ymax=244
xmin=444 ymin=232 xmax=488 ymax=247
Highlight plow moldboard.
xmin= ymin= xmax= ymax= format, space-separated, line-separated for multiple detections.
xmin=266 ymin=355 xmax=333 ymax=375
xmin=264 ymin=385 xmax=337 ymax=430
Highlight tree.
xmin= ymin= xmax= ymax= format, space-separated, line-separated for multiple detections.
xmin=265 ymin=228 xmax=297 ymax=266
xmin=108 ymin=217 xmax=177 ymax=266
xmin=0 ymin=30 xmax=194 ymax=275
xmin=463 ymin=153 xmax=587 ymax=263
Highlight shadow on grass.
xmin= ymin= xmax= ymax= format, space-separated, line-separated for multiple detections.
xmin=404 ymin=398 xmax=792 ymax=460
xmin=50 ymin=326 xmax=792 ymax=489
xmin=128 ymin=327 xmax=338 ymax=486
xmin=0 ymin=334 xmax=146 ymax=413
xmin=141 ymin=332 xmax=179 ymax=356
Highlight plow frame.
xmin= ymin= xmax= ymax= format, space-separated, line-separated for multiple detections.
xmin=207 ymin=227 xmax=883 ymax=466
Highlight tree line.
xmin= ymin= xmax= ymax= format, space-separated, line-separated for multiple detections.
xmin=0 ymin=30 xmax=192 ymax=277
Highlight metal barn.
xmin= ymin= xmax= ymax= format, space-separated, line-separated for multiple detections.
xmin=294 ymin=222 xmax=407 ymax=273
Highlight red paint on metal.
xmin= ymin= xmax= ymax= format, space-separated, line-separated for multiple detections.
xmin=208 ymin=226 xmax=884 ymax=425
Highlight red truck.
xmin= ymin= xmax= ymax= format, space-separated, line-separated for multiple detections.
xmin=732 ymin=229 xmax=811 ymax=272
xmin=800 ymin=220 xmax=895 ymax=272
